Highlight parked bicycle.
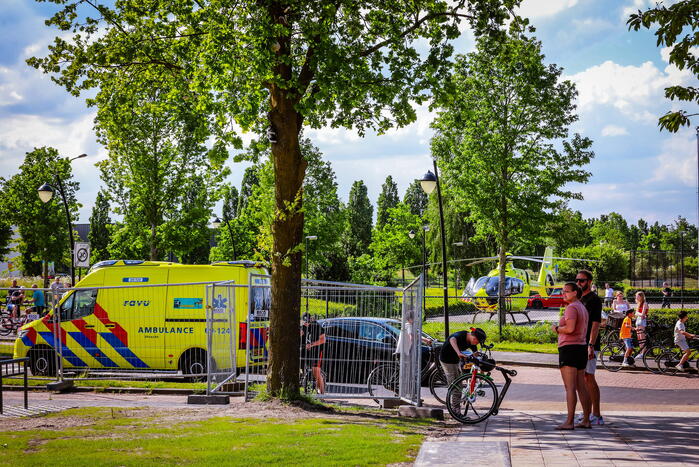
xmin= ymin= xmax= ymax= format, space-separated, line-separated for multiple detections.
xmin=446 ymin=354 xmax=517 ymax=424
xmin=0 ymin=307 xmax=42 ymax=336
xmin=429 ymin=342 xmax=494 ymax=405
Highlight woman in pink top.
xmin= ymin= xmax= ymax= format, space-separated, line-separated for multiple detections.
xmin=551 ymin=282 xmax=591 ymax=430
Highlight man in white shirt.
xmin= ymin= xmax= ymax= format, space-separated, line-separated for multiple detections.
xmin=604 ymin=283 xmax=613 ymax=308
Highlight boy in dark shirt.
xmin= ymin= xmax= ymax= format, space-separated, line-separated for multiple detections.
xmin=439 ymin=327 xmax=486 ymax=386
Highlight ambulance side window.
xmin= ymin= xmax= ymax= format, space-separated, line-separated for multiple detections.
xmin=59 ymin=293 xmax=74 ymax=321
xmin=72 ymin=289 xmax=98 ymax=320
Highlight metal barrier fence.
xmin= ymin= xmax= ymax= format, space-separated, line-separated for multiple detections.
xmin=1 ymin=282 xmax=250 ymax=385
xmin=1 ymin=357 xmax=29 ymax=414
xmin=242 ymin=276 xmax=425 ymax=403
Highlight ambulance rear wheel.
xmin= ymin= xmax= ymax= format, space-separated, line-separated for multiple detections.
xmin=29 ymin=346 xmax=56 ymax=377
xmin=180 ymin=349 xmax=207 ymax=382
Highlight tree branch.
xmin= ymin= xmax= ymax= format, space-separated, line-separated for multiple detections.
xmin=359 ymin=11 xmax=474 ymax=57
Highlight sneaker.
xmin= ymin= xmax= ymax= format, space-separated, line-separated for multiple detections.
xmin=590 ymin=415 xmax=604 ymax=426
xmin=621 ymin=362 xmax=629 ymax=368
xmin=575 ymin=413 xmax=584 ymax=424
xmin=675 ymin=364 xmax=684 ymax=372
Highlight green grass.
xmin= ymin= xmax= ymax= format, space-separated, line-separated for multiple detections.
xmin=1 ymin=341 xmax=13 ymax=359
xmin=0 ymin=407 xmax=426 ymax=466
xmin=0 ymin=376 xmax=206 ymax=392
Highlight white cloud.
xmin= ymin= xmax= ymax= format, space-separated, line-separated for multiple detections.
xmin=647 ymin=130 xmax=696 ymax=186
xmin=565 ymin=54 xmax=694 ymax=122
xmin=517 ymin=0 xmax=578 ymax=19
xmin=601 ymin=125 xmax=628 ymax=137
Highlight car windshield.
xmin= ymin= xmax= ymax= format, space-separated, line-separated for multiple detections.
xmin=385 ymin=320 xmax=437 ymax=342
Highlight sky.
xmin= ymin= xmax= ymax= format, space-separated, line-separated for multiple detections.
xmin=0 ymin=0 xmax=697 ymax=228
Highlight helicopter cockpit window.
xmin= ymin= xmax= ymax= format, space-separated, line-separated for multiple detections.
xmin=485 ymin=277 xmax=524 ymax=296
xmin=464 ymin=277 xmax=488 ymax=297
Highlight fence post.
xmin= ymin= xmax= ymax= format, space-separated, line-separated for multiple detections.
xmin=24 ymin=360 xmax=28 ymax=409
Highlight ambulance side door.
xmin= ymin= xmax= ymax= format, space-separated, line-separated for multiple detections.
xmin=100 ymin=268 xmax=169 ymax=369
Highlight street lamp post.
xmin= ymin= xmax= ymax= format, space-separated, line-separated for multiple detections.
xmin=452 ymin=241 xmax=464 ymax=296
xmin=38 ymin=153 xmax=87 ymax=287
xmin=304 ymin=235 xmax=317 ymax=315
xmin=420 ymin=163 xmax=450 ymax=338
xmin=211 ymin=217 xmax=236 ymax=260
xmin=680 ymin=231 xmax=685 ymax=309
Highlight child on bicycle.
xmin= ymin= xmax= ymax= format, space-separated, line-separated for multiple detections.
xmin=674 ymin=311 xmax=696 ymax=372
xmin=620 ymin=308 xmax=635 ymax=368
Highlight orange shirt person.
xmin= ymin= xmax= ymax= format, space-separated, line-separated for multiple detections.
xmin=619 ymin=309 xmax=635 ymax=367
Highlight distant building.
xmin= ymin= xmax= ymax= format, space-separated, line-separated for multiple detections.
xmin=0 ymin=224 xmax=90 ymax=277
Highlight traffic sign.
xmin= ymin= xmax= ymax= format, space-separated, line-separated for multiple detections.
xmin=75 ymin=242 xmax=90 ymax=268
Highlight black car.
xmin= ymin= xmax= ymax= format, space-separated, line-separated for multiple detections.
xmin=312 ymin=317 xmax=439 ymax=384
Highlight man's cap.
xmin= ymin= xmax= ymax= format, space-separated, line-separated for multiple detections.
xmin=471 ymin=327 xmax=487 ymax=344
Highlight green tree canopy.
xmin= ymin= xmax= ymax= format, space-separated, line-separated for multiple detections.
xmin=95 ymin=72 xmax=228 ymax=261
xmin=371 ymin=203 xmax=422 ymax=282
xmin=88 ymin=190 xmax=111 ymax=264
xmin=403 ymin=180 xmax=429 ymax=217
xmin=29 ymin=0 xmax=519 ymax=396
xmin=376 ymin=175 xmax=399 ymax=229
xmin=430 ymin=27 xmax=593 ymax=323
xmin=345 ymin=180 xmax=374 ymax=258
xmin=628 ymin=1 xmax=699 ymax=132
xmin=1 ymin=147 xmax=80 ymax=277
xmin=222 ymin=186 xmax=239 ymax=223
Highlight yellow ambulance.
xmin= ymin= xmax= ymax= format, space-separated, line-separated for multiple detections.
xmin=13 ymin=260 xmax=270 ymax=377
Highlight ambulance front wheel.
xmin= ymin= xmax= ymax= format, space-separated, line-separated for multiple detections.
xmin=29 ymin=345 xmax=57 ymax=377
xmin=180 ymin=348 xmax=208 ymax=382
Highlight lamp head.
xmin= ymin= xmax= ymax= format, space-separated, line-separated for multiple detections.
xmin=211 ymin=217 xmax=222 ymax=229
xmin=419 ymin=170 xmax=437 ymax=194
xmin=408 ymin=230 xmax=416 ymax=239
xmin=38 ymin=183 xmax=54 ymax=203
xmin=306 ymin=235 xmax=318 ymax=241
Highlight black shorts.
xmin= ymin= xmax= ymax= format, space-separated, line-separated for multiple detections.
xmin=558 ymin=344 xmax=587 ymax=370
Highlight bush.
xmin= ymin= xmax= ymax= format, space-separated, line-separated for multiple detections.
xmin=424 ymin=300 xmax=477 ymax=320
xmin=422 ymin=320 xmax=557 ymax=344
xmin=621 ymin=286 xmax=699 ymax=299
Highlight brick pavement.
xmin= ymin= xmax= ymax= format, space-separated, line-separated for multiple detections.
xmin=418 ymin=363 xmax=699 ymax=466
xmin=449 ymin=410 xmax=699 ymax=467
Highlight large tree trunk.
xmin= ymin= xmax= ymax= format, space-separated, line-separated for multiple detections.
xmin=267 ymin=95 xmax=307 ymax=397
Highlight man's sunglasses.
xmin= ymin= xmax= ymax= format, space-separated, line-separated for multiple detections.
xmin=575 ymin=278 xmax=588 ymax=283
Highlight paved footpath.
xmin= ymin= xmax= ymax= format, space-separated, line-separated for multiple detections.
xmin=417 ymin=361 xmax=699 ymax=466
xmin=421 ymin=409 xmax=699 ymax=467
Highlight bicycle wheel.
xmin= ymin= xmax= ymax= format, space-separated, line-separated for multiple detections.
xmin=600 ymin=342 xmax=624 ymax=372
xmin=0 ymin=316 xmax=14 ymax=336
xmin=446 ymin=373 xmax=498 ymax=424
xmin=428 ymin=367 xmax=448 ymax=405
xmin=656 ymin=350 xmax=681 ymax=376
xmin=642 ymin=344 xmax=667 ymax=374
xmin=367 ymin=364 xmax=398 ymax=404
xmin=301 ymin=368 xmax=327 ymax=394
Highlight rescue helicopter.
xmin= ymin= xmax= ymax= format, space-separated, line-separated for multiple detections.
xmin=459 ymin=247 xmax=590 ymax=319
